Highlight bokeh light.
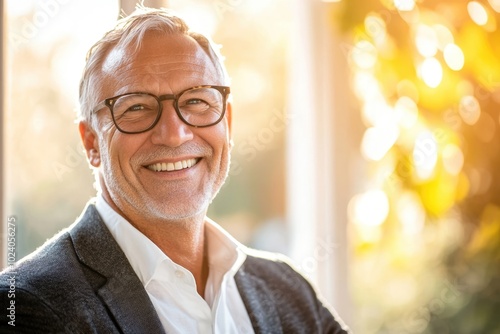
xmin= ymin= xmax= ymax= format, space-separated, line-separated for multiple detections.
xmin=468 ymin=1 xmax=489 ymax=26
xmin=396 ymin=79 xmax=419 ymax=102
xmin=353 ymin=72 xmax=382 ymax=101
xmin=413 ymin=130 xmax=438 ymax=180
xmin=415 ymin=24 xmax=438 ymax=57
xmin=344 ymin=0 xmax=500 ymax=332
xmin=443 ymin=43 xmax=465 ymax=71
xmin=394 ymin=96 xmax=419 ymax=128
xmin=442 ymin=144 xmax=465 ymax=175
xmin=433 ymin=24 xmax=454 ymax=51
xmin=489 ymin=0 xmax=500 ymax=13
xmin=419 ymin=57 xmax=443 ymax=88
xmin=351 ymin=40 xmax=378 ymax=69
xmin=361 ymin=124 xmax=399 ymax=161
xmin=394 ymin=0 xmax=416 ymax=12
xmin=396 ymin=191 xmax=425 ymax=236
xmin=459 ymin=95 xmax=481 ymax=125
xmin=348 ymin=189 xmax=390 ymax=227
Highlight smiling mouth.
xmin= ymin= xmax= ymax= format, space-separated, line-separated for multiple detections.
xmin=146 ymin=158 xmax=199 ymax=172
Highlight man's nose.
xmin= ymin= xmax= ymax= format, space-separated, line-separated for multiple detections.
xmin=150 ymin=103 xmax=194 ymax=147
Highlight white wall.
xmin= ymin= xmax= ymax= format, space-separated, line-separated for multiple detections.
xmin=286 ymin=0 xmax=357 ymax=325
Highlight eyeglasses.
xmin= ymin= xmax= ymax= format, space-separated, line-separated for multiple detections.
xmin=92 ymin=85 xmax=231 ymax=134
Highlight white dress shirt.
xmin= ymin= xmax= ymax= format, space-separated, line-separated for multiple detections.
xmin=95 ymin=195 xmax=255 ymax=334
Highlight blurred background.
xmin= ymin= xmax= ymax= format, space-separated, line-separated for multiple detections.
xmin=2 ymin=0 xmax=500 ymax=333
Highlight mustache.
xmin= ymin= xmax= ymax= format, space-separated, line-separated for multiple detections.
xmin=134 ymin=143 xmax=212 ymax=164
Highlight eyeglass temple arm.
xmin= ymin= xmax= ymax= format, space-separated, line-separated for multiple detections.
xmin=92 ymin=101 xmax=107 ymax=114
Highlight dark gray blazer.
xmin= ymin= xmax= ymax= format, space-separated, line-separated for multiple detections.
xmin=0 ymin=203 xmax=350 ymax=333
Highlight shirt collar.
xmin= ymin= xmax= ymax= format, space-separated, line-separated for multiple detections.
xmin=95 ymin=194 xmax=166 ymax=285
xmin=94 ymin=194 xmax=247 ymax=296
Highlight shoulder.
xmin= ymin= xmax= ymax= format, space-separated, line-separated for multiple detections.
xmin=0 ymin=202 xmax=102 ymax=294
xmin=1 ymin=227 xmax=76 ymax=286
xmin=238 ymin=249 xmax=320 ymax=310
xmin=239 ymin=248 xmax=311 ymax=290
xmin=0 ymin=225 xmax=93 ymax=301
xmin=237 ymin=248 xmax=351 ymax=333
xmin=0 ymin=229 xmax=86 ymax=333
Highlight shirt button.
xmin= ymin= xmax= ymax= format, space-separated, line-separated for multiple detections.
xmin=175 ymin=270 xmax=184 ymax=279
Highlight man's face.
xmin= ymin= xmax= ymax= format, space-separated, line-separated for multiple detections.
xmin=80 ymin=33 xmax=232 ymax=223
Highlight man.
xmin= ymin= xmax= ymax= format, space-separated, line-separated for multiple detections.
xmin=1 ymin=6 xmax=350 ymax=333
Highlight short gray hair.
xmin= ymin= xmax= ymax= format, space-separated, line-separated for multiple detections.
xmin=78 ymin=6 xmax=230 ymax=124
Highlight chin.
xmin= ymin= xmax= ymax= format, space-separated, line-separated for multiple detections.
xmin=146 ymin=199 xmax=209 ymax=221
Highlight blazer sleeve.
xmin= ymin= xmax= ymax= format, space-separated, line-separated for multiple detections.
xmin=0 ymin=287 xmax=71 ymax=334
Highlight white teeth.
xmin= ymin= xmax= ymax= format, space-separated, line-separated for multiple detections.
xmin=147 ymin=158 xmax=198 ymax=172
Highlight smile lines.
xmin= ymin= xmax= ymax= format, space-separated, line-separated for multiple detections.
xmin=146 ymin=158 xmax=198 ymax=172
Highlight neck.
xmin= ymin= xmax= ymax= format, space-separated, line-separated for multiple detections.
xmin=103 ymin=193 xmax=210 ymax=297
xmin=141 ymin=216 xmax=209 ymax=297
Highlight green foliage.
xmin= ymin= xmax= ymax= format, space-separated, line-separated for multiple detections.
xmin=337 ymin=0 xmax=500 ymax=332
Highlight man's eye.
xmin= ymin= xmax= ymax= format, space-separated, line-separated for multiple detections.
xmin=186 ymin=99 xmax=205 ymax=105
xmin=126 ymin=104 xmax=146 ymax=112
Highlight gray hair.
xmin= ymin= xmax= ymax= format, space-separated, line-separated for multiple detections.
xmin=78 ymin=6 xmax=230 ymax=124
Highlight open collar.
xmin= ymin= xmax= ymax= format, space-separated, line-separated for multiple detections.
xmin=69 ymin=202 xmax=166 ymax=334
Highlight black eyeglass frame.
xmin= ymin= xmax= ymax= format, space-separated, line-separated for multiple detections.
xmin=92 ymin=85 xmax=231 ymax=134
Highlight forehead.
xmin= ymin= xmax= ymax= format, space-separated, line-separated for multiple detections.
xmin=100 ymin=33 xmax=221 ymax=96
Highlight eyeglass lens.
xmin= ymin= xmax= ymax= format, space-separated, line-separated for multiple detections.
xmin=112 ymin=87 xmax=225 ymax=133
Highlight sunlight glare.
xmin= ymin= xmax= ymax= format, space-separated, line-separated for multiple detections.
xmin=394 ymin=0 xmax=416 ymax=11
xmin=353 ymin=72 xmax=381 ymax=101
xmin=397 ymin=192 xmax=425 ymax=235
xmin=415 ymin=24 xmax=438 ymax=57
xmin=171 ymin=4 xmax=218 ymax=36
xmin=468 ymin=1 xmax=489 ymax=26
xmin=419 ymin=57 xmax=443 ymax=88
xmin=489 ymin=0 xmax=500 ymax=13
xmin=351 ymin=40 xmax=378 ymax=69
xmin=443 ymin=44 xmax=465 ymax=71
xmin=349 ymin=190 xmax=390 ymax=227
xmin=233 ymin=67 xmax=267 ymax=104
xmin=361 ymin=124 xmax=400 ymax=161
xmin=362 ymin=99 xmax=392 ymax=127
xmin=394 ymin=96 xmax=418 ymax=128
xmin=413 ymin=131 xmax=438 ymax=180
xmin=433 ymin=24 xmax=454 ymax=51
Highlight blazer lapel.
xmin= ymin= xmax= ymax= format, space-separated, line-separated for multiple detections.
xmin=69 ymin=202 xmax=165 ymax=334
xmin=234 ymin=262 xmax=282 ymax=334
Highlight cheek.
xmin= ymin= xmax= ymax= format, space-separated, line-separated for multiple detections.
xmin=215 ymin=135 xmax=232 ymax=172
xmin=214 ymin=121 xmax=231 ymax=147
xmin=210 ymin=131 xmax=231 ymax=162
xmin=101 ymin=132 xmax=140 ymax=174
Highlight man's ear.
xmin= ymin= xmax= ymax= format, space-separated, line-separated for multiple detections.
xmin=79 ymin=121 xmax=101 ymax=168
